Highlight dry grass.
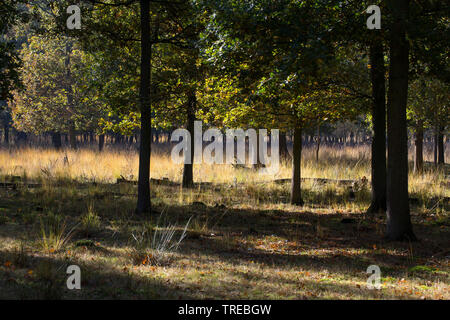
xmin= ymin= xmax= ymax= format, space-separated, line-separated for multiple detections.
xmin=0 ymin=145 xmax=447 ymax=194
xmin=0 ymin=144 xmax=448 ymax=299
xmin=0 ymin=147 xmax=138 ymax=183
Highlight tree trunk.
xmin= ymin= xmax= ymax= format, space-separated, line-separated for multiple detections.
xmin=136 ymin=0 xmax=152 ymax=214
xmin=3 ymin=124 xmax=9 ymax=145
xmin=367 ymin=38 xmax=387 ymax=214
xmin=279 ymin=130 xmax=290 ymax=162
xmin=182 ymin=93 xmax=196 ymax=188
xmin=385 ymin=0 xmax=416 ymax=241
xmin=315 ymin=125 xmax=320 ymax=162
xmin=291 ymin=127 xmax=304 ymax=206
xmin=129 ymin=135 xmax=134 ymax=146
xmin=438 ymin=126 xmax=444 ymax=165
xmin=68 ymin=127 xmax=77 ymax=150
xmin=434 ymin=131 xmax=438 ymax=165
xmin=350 ymin=131 xmax=355 ymax=146
xmin=99 ymin=134 xmax=105 ymax=152
xmin=252 ymin=130 xmax=263 ymax=169
xmin=414 ymin=122 xmax=424 ymax=173
xmin=65 ymin=43 xmax=77 ymax=150
xmin=51 ymin=132 xmax=62 ymax=150
xmin=16 ymin=131 xmax=27 ymax=147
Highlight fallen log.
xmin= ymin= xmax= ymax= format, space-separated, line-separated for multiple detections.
xmin=0 ymin=182 xmax=42 ymax=189
xmin=273 ymin=178 xmax=355 ymax=185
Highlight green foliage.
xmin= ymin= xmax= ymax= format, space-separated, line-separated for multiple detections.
xmin=197 ymin=0 xmax=369 ymax=131
xmin=57 ymin=0 xmax=204 ymax=134
xmin=0 ymin=0 xmax=26 ymax=100
xmin=408 ymin=76 xmax=449 ymax=130
xmin=11 ymin=34 xmax=106 ymax=135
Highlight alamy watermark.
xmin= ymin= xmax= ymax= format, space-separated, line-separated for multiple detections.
xmin=366 ymin=5 xmax=381 ymax=30
xmin=366 ymin=265 xmax=381 ymax=290
xmin=67 ymin=5 xmax=81 ymax=30
xmin=171 ymin=122 xmax=280 ymax=175
xmin=66 ymin=265 xmax=81 ymax=290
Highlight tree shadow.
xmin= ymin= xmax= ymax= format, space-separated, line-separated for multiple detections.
xmin=0 ymin=249 xmax=193 ymax=300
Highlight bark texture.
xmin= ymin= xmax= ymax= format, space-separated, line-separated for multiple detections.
xmin=290 ymin=127 xmax=304 ymax=206
xmin=367 ymin=38 xmax=387 ymax=214
xmin=136 ymin=0 xmax=152 ymax=214
xmin=385 ymin=0 xmax=416 ymax=241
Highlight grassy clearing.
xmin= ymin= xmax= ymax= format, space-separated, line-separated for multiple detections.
xmin=0 ymin=146 xmax=448 ymax=299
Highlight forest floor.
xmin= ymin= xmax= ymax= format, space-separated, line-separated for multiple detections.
xmin=0 ymin=146 xmax=448 ymax=299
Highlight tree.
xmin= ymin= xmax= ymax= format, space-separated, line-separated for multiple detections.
xmin=1 ymin=0 xmax=26 ymax=146
xmin=150 ymin=4 xmax=206 ymax=189
xmin=0 ymin=0 xmax=23 ymax=101
xmin=383 ymin=0 xmax=448 ymax=240
xmin=331 ymin=0 xmax=388 ymax=215
xmin=385 ymin=0 xmax=416 ymax=241
xmin=408 ymin=77 xmax=428 ymax=173
xmin=407 ymin=1 xmax=449 ymax=170
xmin=407 ymin=76 xmax=448 ymax=172
xmin=200 ymin=0 xmax=367 ymax=205
xmin=11 ymin=35 xmax=105 ymax=149
xmin=57 ymin=0 xmax=194 ymax=213
xmin=136 ymin=0 xmax=152 ymax=214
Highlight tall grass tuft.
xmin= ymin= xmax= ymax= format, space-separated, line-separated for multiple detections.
xmin=130 ymin=211 xmax=191 ymax=266
xmin=79 ymin=203 xmax=101 ymax=237
xmin=38 ymin=213 xmax=77 ymax=254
